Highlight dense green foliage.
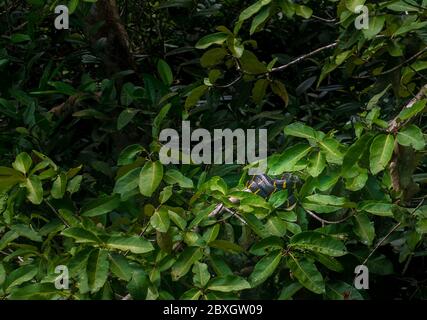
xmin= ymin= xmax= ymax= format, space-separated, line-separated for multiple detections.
xmin=0 ymin=0 xmax=426 ymax=300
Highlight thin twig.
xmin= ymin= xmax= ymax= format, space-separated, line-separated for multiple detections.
xmin=311 ymin=15 xmax=337 ymax=23
xmin=213 ymin=73 xmax=243 ymax=88
xmin=269 ymin=42 xmax=338 ymax=73
xmin=213 ymin=57 xmax=244 ymax=88
xmin=357 ymin=48 xmax=427 ymax=79
xmin=362 ymin=221 xmax=402 ymax=266
xmin=45 ymin=200 xmax=70 ymax=228
xmin=387 ymin=83 xmax=427 ymax=132
xmin=362 ymin=199 xmax=425 ymax=265
xmin=305 ymin=208 xmax=355 ymax=224
xmin=222 ymin=206 xmax=247 ymax=225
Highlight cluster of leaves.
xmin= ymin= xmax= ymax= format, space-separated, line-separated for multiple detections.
xmin=0 ymin=0 xmax=427 ymax=300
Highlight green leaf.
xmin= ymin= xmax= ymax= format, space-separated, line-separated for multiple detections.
xmin=8 ymin=283 xmax=61 ymax=300
xmin=369 ymin=134 xmax=394 ymax=175
xmin=358 ymin=201 xmax=394 ymax=217
xmin=304 ymin=194 xmax=348 ymax=207
xmin=139 ymin=161 xmax=164 ymax=197
xmin=397 ymin=125 xmax=425 ymax=150
xmin=344 ymin=0 xmax=366 ymax=12
xmin=252 ymin=79 xmax=269 ymax=104
xmin=81 ymin=194 xmax=120 ymax=217
xmin=394 ymin=21 xmax=427 ymax=37
xmin=207 ymin=275 xmax=251 ymax=292
xmin=0 ymin=263 xmax=5 ymax=287
xmin=181 ymin=288 xmax=203 ymax=300
xmin=4 ymin=265 xmax=38 ymax=292
xmin=250 ymin=5 xmax=270 ymax=35
xmin=278 ymin=282 xmax=303 ymax=300
xmin=164 ymin=169 xmax=194 ymax=188
xmin=67 ymin=175 xmax=82 ymax=195
xmin=284 ymin=122 xmax=317 ymax=140
xmin=342 ymin=133 xmax=374 ymax=177
xmin=268 ymin=190 xmax=288 ymax=208
xmin=117 ymin=108 xmax=139 ymax=130
xmin=367 ymin=85 xmax=391 ymax=110
xmin=87 ymin=249 xmax=110 ymax=293
xmin=326 ymin=281 xmax=363 ymax=300
xmin=268 ymin=144 xmax=311 ymax=175
xmin=120 ymin=82 xmax=135 ymax=106
xmin=185 ymin=85 xmax=208 ymax=109
xmin=209 ymin=255 xmax=233 ymax=277
xmin=286 ymin=255 xmax=325 ymax=294
xmin=290 ymin=231 xmax=347 ymax=257
xmin=157 ymin=59 xmax=173 ymax=85
xmin=387 ymin=1 xmax=419 ymax=12
xmin=150 ymin=207 xmax=170 ymax=233
xmin=353 ymin=213 xmax=375 ymax=246
xmin=318 ymin=138 xmax=344 ymax=164
xmin=239 ymin=0 xmax=271 ymax=22
xmin=117 ymin=144 xmax=145 ymax=166
xmin=11 ymin=33 xmax=31 ymax=43
xmin=113 ymin=167 xmax=141 ymax=198
xmin=312 ymin=253 xmax=343 ymax=272
xmin=240 ymin=213 xmax=270 ymax=238
xmin=195 ymin=32 xmax=229 ymax=49
xmin=200 ymin=48 xmax=228 ymax=68
xmin=153 ymin=103 xmax=172 ymax=137
xmin=366 ymin=254 xmax=394 ymax=275
xmin=265 ymin=216 xmax=287 ymax=237
xmin=171 ymin=247 xmax=203 ymax=281
xmin=295 ymin=5 xmax=312 ymax=19
xmin=127 ymin=270 xmax=149 ymax=300
xmin=249 ymin=250 xmax=282 ymax=287
xmin=25 ymin=176 xmax=43 ymax=205
xmin=192 ymin=262 xmax=211 ymax=287
xmin=270 ymin=80 xmax=289 ymax=106
xmin=10 ymin=224 xmax=42 ymax=242
xmin=203 ymin=224 xmax=220 ymax=243
xmin=0 ymin=231 xmax=19 ymax=251
xmin=51 ymin=173 xmax=67 ymax=199
xmin=0 ymin=167 xmax=24 ymax=192
xmin=416 ymin=219 xmax=427 ymax=234
xmin=68 ymin=0 xmax=80 ymax=14
xmin=397 ymin=99 xmax=426 ymax=121
xmin=307 ymin=152 xmax=326 ymax=177
xmin=362 ymin=16 xmax=385 ymax=40
xmin=240 ymin=50 xmax=268 ymax=74
xmin=345 ymin=169 xmax=368 ymax=191
xmin=168 ymin=209 xmax=187 ymax=230
xmin=209 ymin=240 xmax=245 ymax=253
xmin=159 ymin=185 xmax=173 ymax=204
xmin=61 ymin=227 xmax=100 ymax=244
xmin=57 ymin=209 xmax=80 ymax=227
xmin=109 ymin=253 xmax=133 ymax=281
xmin=106 ymin=235 xmax=154 ymax=254
xmin=12 ymin=152 xmax=32 ymax=174
xmin=303 ymin=193 xmax=350 ymax=212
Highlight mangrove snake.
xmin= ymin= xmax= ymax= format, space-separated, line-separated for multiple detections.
xmin=208 ymin=173 xmax=354 ymax=224
xmin=208 ymin=173 xmax=301 ymax=218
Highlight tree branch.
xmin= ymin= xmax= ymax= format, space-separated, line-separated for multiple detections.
xmin=269 ymin=42 xmax=338 ymax=73
xmin=388 ymin=83 xmax=427 ymax=133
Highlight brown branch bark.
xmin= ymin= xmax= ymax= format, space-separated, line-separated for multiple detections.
xmin=87 ymin=0 xmax=136 ymax=76
xmin=269 ymin=42 xmax=338 ymax=73
xmin=387 ymin=83 xmax=427 ymax=133
xmin=387 ymin=83 xmax=427 ymax=192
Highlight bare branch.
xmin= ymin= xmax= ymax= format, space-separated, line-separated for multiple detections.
xmin=269 ymin=42 xmax=338 ymax=73
xmin=388 ymin=83 xmax=427 ymax=133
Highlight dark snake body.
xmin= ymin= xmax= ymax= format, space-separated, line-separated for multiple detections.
xmin=209 ymin=174 xmax=301 ymax=218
